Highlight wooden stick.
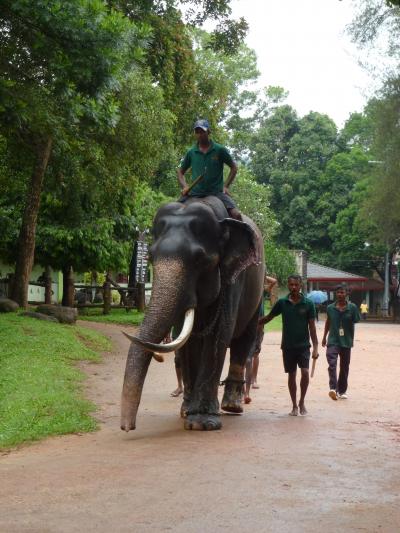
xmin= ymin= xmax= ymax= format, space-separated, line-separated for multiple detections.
xmin=311 ymin=356 xmax=318 ymax=378
xmin=184 ymin=169 xmax=206 ymax=195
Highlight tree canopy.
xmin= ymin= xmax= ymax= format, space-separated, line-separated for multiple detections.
xmin=1 ymin=0 xmax=399 ymax=309
xmin=0 ymin=0 xmax=261 ymax=305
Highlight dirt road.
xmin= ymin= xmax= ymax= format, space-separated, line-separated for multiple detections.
xmin=1 ymin=321 xmax=399 ymax=533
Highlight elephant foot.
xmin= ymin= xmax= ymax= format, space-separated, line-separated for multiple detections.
xmin=180 ymin=400 xmax=189 ymax=418
xmin=184 ymin=414 xmax=222 ymax=431
xmin=221 ymin=400 xmax=243 ymax=414
xmin=221 ymin=379 xmax=244 ymax=414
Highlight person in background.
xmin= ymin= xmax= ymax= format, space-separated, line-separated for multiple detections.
xmin=322 ymin=283 xmax=361 ymax=401
xmin=170 ymin=353 xmax=184 ymax=397
xmin=360 ymin=300 xmax=369 ymax=321
xmin=163 ymin=329 xmax=183 ymax=398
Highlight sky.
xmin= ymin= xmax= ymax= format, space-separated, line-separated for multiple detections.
xmin=230 ymin=0 xmax=374 ymax=128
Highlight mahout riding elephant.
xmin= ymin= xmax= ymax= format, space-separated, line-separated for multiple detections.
xmin=121 ymin=196 xmax=265 ymax=431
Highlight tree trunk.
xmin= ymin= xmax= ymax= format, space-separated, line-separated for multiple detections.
xmin=44 ymin=265 xmax=52 ymax=304
xmin=62 ymin=266 xmax=75 ymax=307
xmin=11 ymin=137 xmax=53 ymax=308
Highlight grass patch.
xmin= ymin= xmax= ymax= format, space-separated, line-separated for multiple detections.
xmin=77 ymin=307 xmax=144 ymax=325
xmin=0 ymin=313 xmax=111 ymax=450
xmin=262 ymin=303 xmax=282 ymax=332
xmin=264 ymin=314 xmax=282 ymax=332
xmin=75 ymin=325 xmax=112 ymax=352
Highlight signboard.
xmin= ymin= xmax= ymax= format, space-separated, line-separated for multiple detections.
xmin=133 ymin=240 xmax=149 ymax=284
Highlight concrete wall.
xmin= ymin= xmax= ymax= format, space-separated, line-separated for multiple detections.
xmin=0 ymin=261 xmax=61 ymax=303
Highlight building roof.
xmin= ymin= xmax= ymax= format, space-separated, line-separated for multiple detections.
xmin=306 ymin=261 xmax=384 ymax=291
xmin=307 ymin=261 xmax=368 ymax=281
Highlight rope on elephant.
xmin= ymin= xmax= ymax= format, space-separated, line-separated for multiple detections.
xmin=219 ymin=378 xmax=245 ymax=386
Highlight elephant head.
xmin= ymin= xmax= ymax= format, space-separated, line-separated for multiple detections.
xmin=121 ymin=198 xmax=261 ymax=432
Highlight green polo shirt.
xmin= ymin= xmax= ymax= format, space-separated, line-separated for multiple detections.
xmin=326 ymin=302 xmax=360 ymax=348
xmin=179 ymin=140 xmax=234 ymax=195
xmin=270 ymin=294 xmax=316 ymax=350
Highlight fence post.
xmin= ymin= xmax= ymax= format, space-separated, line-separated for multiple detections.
xmin=103 ymin=279 xmax=111 ymax=315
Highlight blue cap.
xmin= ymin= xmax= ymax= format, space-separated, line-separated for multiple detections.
xmin=193 ymin=119 xmax=210 ymax=131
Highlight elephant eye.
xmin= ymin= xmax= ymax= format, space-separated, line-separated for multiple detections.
xmin=188 ymin=218 xmax=202 ymax=237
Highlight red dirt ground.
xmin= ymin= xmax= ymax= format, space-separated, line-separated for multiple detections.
xmin=1 ymin=320 xmax=399 ymax=532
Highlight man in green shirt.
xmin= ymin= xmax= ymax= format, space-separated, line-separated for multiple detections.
xmin=322 ymin=283 xmax=360 ymax=401
xmin=177 ymin=119 xmax=241 ymax=219
xmin=259 ymin=275 xmax=319 ymax=416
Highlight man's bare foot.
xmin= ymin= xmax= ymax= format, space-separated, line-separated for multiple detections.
xmin=289 ymin=406 xmax=298 ymax=416
xmin=299 ymin=404 xmax=307 ymax=415
xmin=170 ymin=387 xmax=183 ymax=397
xmin=251 ymin=382 xmax=260 ymax=389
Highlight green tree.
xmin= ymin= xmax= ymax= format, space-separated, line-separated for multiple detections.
xmin=231 ymin=167 xmax=277 ymax=241
xmin=229 ymin=167 xmax=295 ymax=283
xmin=329 ymin=177 xmax=385 ymax=276
xmin=249 ymin=104 xmax=299 ymax=184
xmin=264 ymin=242 xmax=296 ymax=284
xmin=0 ymin=0 xmax=146 ymax=306
xmin=361 ymin=82 xmax=400 ymax=249
xmin=191 ymin=29 xmax=260 ymax=139
xmin=250 ymin=107 xmax=340 ymax=260
xmin=106 ymin=1 xmax=249 ymax=151
xmin=109 ymin=0 xmax=248 ymax=55
xmin=33 ymin=68 xmax=174 ymax=281
xmin=348 ymin=0 xmax=400 ymax=59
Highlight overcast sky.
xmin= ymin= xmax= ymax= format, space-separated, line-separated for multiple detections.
xmin=230 ymin=0 xmax=374 ymax=128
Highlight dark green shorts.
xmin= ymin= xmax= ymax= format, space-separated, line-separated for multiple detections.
xmin=282 ymin=348 xmax=310 ymax=373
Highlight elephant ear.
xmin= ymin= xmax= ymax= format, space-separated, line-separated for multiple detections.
xmin=219 ymin=218 xmax=262 ymax=284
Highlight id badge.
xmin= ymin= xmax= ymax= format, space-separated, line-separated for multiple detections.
xmin=339 ymin=327 xmax=344 ymax=337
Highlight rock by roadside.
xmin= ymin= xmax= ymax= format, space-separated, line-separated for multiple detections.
xmin=36 ymin=304 xmax=77 ymax=324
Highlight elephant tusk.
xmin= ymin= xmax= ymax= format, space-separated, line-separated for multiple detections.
xmin=122 ymin=308 xmax=195 ymax=356
xmin=122 ymin=331 xmax=165 ymax=362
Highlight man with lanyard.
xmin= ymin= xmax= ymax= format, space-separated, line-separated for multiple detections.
xmin=177 ymin=119 xmax=241 ymax=220
xmin=322 ymin=283 xmax=361 ymax=400
xmin=258 ymin=275 xmax=319 ymax=416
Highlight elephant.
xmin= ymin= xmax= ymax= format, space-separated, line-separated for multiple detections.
xmin=121 ymin=196 xmax=265 ymax=432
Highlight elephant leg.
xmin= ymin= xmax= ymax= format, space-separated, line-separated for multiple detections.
xmin=221 ymin=312 xmax=259 ymax=414
xmin=183 ymin=337 xmax=227 ymax=431
xmin=178 ymin=339 xmax=199 ymax=418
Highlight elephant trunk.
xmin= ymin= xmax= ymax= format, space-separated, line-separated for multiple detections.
xmin=121 ymin=258 xmax=193 ymax=432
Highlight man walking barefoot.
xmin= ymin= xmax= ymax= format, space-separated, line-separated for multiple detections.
xmin=259 ymin=275 xmax=318 ymax=416
xmin=322 ymin=283 xmax=360 ymax=401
